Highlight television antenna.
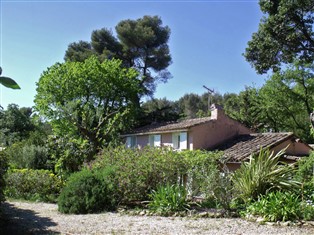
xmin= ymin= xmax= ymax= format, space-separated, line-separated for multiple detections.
xmin=203 ymin=85 xmax=214 ymax=111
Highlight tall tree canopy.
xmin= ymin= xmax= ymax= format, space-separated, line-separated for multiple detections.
xmin=221 ymin=63 xmax=314 ymax=142
xmin=0 ymin=104 xmax=35 ymax=145
xmin=257 ymin=62 xmax=314 ymax=142
xmin=65 ymin=15 xmax=172 ymax=98
xmin=34 ymin=56 xmax=140 ymax=162
xmin=139 ymin=98 xmax=180 ymax=125
xmin=244 ymin=0 xmax=314 ymax=74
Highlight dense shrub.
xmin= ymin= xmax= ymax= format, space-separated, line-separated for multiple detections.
xmin=48 ymin=136 xmax=90 ymax=176
xmin=93 ymin=146 xmax=223 ymax=203
xmin=5 ymin=169 xmax=63 ymax=202
xmin=295 ymin=152 xmax=314 ymax=183
xmin=232 ymin=148 xmax=300 ymax=202
xmin=0 ymin=152 xmax=8 ymax=203
xmin=242 ymin=191 xmax=314 ymax=222
xmin=93 ymin=146 xmax=188 ymax=202
xmin=148 ymin=184 xmax=189 ymax=215
xmin=5 ymin=142 xmax=51 ymax=170
xmin=183 ymin=150 xmax=231 ymax=209
xmin=58 ymin=167 xmax=119 ymax=214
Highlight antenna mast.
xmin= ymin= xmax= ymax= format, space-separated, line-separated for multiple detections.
xmin=203 ymin=85 xmax=214 ymax=111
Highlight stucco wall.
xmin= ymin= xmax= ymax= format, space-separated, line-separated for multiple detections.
xmin=226 ymin=162 xmax=242 ymax=171
xmin=191 ymin=109 xmax=251 ymax=150
xmin=271 ymin=139 xmax=312 ymax=156
xmin=125 ymin=106 xmax=251 ymax=150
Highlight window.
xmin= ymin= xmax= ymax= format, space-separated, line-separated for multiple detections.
xmin=126 ymin=136 xmax=137 ymax=148
xmin=172 ymin=132 xmax=187 ymax=150
xmin=149 ymin=134 xmax=161 ymax=147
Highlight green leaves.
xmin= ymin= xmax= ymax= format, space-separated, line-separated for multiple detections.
xmin=243 ymin=191 xmax=302 ymax=222
xmin=65 ymin=15 xmax=172 ymax=98
xmin=0 ymin=66 xmax=20 ymax=89
xmin=0 ymin=76 xmax=20 ymax=89
xmin=35 ymin=56 xmax=141 ymax=167
xmin=245 ymin=0 xmax=314 ymax=74
xmin=232 ymin=147 xmax=300 ymax=203
xmin=148 ymin=183 xmax=189 ymax=215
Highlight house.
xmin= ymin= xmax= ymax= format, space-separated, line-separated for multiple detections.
xmin=121 ymin=104 xmax=252 ymax=150
xmin=215 ymin=132 xmax=312 ymax=171
xmin=122 ymin=104 xmax=312 ymax=170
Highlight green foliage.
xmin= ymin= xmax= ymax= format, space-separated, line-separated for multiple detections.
xmin=182 ymin=150 xmax=232 ymax=209
xmin=175 ymin=92 xmax=223 ymax=119
xmin=242 ymin=191 xmax=302 ymax=222
xmin=0 ymin=152 xmax=8 ymax=203
xmin=257 ymin=63 xmax=314 ymax=142
xmin=232 ymin=148 xmax=300 ymax=202
xmin=65 ymin=15 xmax=172 ymax=97
xmin=57 ymin=167 xmax=119 ymax=214
xmin=0 ymin=104 xmax=36 ymax=146
xmin=94 ymin=146 xmax=187 ymax=202
xmin=93 ymin=146 xmax=223 ymax=204
xmin=0 ymin=67 xmax=20 ymax=89
xmin=223 ymin=87 xmax=263 ymax=131
xmin=48 ymin=136 xmax=90 ymax=177
xmin=139 ymin=98 xmax=180 ymax=125
xmin=244 ymin=0 xmax=314 ymax=74
xmin=5 ymin=142 xmax=50 ymax=170
xmin=148 ymin=184 xmax=189 ymax=215
xmin=35 ymin=56 xmax=140 ymax=167
xmin=5 ymin=169 xmax=63 ymax=203
xmin=295 ymin=151 xmax=314 ymax=183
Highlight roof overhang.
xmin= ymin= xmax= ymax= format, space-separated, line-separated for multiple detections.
xmin=121 ymin=129 xmax=189 ymax=137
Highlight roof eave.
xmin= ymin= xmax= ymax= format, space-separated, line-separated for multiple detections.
xmin=121 ymin=128 xmax=189 ymax=137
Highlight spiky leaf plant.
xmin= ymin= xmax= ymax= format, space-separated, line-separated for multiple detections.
xmin=232 ymin=147 xmax=300 ymax=203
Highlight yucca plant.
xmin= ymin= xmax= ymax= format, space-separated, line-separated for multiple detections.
xmin=232 ymin=147 xmax=300 ymax=203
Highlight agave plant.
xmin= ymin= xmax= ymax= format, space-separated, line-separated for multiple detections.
xmin=232 ymin=147 xmax=300 ymax=203
xmin=0 ymin=66 xmax=20 ymax=89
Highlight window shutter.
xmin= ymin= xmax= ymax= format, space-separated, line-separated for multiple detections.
xmin=172 ymin=133 xmax=179 ymax=149
xmin=149 ymin=135 xmax=154 ymax=146
xmin=180 ymin=132 xmax=187 ymax=150
xmin=126 ymin=137 xmax=132 ymax=148
xmin=154 ymin=135 xmax=161 ymax=147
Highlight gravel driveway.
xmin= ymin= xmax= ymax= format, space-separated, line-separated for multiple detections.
xmin=1 ymin=201 xmax=314 ymax=234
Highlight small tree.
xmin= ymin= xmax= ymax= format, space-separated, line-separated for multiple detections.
xmin=35 ymin=56 xmax=140 ymax=173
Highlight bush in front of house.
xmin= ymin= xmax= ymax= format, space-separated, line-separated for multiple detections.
xmin=242 ymin=190 xmax=314 ymax=222
xmin=5 ymin=169 xmax=63 ymax=203
xmin=5 ymin=141 xmax=51 ymax=170
xmin=58 ymin=167 xmax=119 ymax=214
xmin=182 ymin=150 xmax=231 ymax=209
xmin=93 ymin=146 xmax=224 ymax=204
xmin=148 ymin=183 xmax=189 ymax=215
xmin=93 ymin=146 xmax=189 ymax=203
xmin=0 ymin=152 xmax=8 ymax=203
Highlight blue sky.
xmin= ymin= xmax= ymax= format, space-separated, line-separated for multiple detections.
xmin=0 ymin=0 xmax=267 ymax=109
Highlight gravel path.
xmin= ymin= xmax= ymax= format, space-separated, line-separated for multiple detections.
xmin=1 ymin=201 xmax=314 ymax=235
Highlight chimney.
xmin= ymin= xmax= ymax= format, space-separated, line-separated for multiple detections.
xmin=210 ymin=104 xmax=224 ymax=120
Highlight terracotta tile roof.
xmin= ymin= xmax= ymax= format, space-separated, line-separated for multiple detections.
xmin=216 ymin=132 xmax=296 ymax=162
xmin=123 ymin=117 xmax=214 ymax=136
